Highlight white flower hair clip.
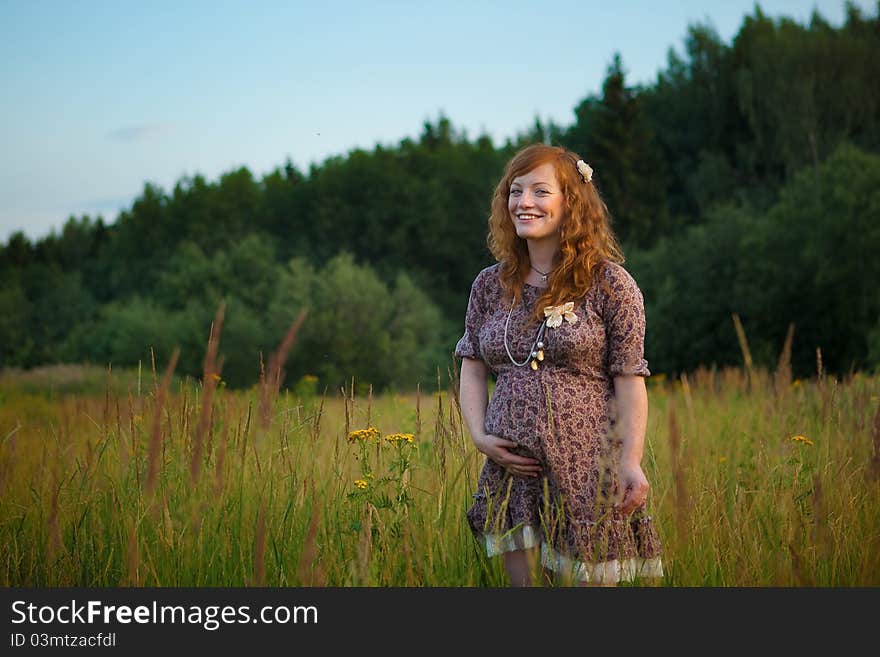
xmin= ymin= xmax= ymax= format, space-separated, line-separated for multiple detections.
xmin=576 ymin=160 xmax=593 ymax=183
xmin=544 ymin=302 xmax=579 ymax=328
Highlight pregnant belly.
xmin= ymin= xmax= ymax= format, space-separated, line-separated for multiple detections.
xmin=484 ymin=374 xmax=543 ymax=454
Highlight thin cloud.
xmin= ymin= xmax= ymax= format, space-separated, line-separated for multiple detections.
xmin=109 ymin=123 xmax=174 ymax=142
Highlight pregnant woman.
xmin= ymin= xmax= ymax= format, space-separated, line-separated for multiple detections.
xmin=456 ymin=144 xmax=663 ymax=586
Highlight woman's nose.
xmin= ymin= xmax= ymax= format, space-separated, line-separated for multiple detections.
xmin=517 ymin=190 xmax=535 ymax=206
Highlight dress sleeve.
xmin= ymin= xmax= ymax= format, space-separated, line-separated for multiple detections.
xmin=454 ymin=269 xmax=488 ymax=361
xmin=601 ymin=263 xmax=651 ymax=378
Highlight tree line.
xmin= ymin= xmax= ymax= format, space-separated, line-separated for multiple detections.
xmin=2 ymin=3 xmax=879 ymax=389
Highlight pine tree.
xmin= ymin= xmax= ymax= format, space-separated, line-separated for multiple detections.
xmin=564 ymin=54 xmax=668 ymax=247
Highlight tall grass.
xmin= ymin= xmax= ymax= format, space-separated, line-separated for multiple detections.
xmin=0 ymin=355 xmax=877 ymax=586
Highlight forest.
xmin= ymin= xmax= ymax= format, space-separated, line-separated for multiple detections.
xmin=2 ymin=4 xmax=879 ymax=390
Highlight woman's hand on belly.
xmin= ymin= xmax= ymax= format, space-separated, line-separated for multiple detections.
xmin=473 ymin=434 xmax=542 ymax=478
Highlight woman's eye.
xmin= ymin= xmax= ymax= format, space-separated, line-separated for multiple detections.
xmin=510 ymin=189 xmax=521 ymax=195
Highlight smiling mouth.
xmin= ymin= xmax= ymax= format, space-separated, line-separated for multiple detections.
xmin=516 ymin=213 xmax=543 ymax=220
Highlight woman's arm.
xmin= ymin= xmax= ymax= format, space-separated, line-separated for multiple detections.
xmin=459 ymin=358 xmax=542 ymax=477
xmin=459 ymin=357 xmax=489 ymax=442
xmin=613 ymin=374 xmax=650 ymax=514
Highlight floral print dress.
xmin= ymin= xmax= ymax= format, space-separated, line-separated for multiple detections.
xmin=455 ymin=261 xmax=663 ymax=583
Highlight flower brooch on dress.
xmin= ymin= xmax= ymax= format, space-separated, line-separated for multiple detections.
xmin=544 ymin=302 xmax=579 ymax=328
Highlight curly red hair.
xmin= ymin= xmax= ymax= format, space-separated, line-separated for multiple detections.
xmin=487 ymin=143 xmax=624 ymax=322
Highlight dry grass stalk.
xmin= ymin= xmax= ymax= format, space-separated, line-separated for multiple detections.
xmin=820 ymin=375 xmax=835 ymax=426
xmin=870 ymin=397 xmax=880 ymax=482
xmin=46 ymin=469 xmax=62 ymax=561
xmin=191 ymin=303 xmax=225 ymax=484
xmin=145 ymin=348 xmax=180 ymax=497
xmin=177 ymin=387 xmax=188 ymax=451
xmin=342 ymin=381 xmax=351 ymax=439
xmin=357 ymin=503 xmax=374 ymax=584
xmin=276 ymin=410 xmax=291 ymax=471
xmin=433 ymin=369 xmax=447 ymax=476
xmin=310 ymin=393 xmax=325 ymax=444
xmin=0 ymin=424 xmax=21 ymax=496
xmin=239 ymin=401 xmax=252 ymax=464
xmin=774 ymin=323 xmax=795 ymax=398
xmin=103 ymin=363 xmax=111 ymax=435
xmin=252 ymin=497 xmax=266 ymax=586
xmin=126 ymin=521 xmax=140 ymax=586
xmin=213 ymin=422 xmax=229 ymax=499
xmin=415 ymin=382 xmax=422 ymax=438
xmin=206 ymin=405 xmax=218 ymax=463
xmin=400 ymin=525 xmax=416 ymax=585
xmin=149 ymin=346 xmax=159 ymax=391
xmin=296 ymin=485 xmax=326 ymax=586
xmin=788 ymin=540 xmax=811 ymax=586
xmin=448 ymin=362 xmax=468 ymax=455
xmin=697 ymin=365 xmax=717 ymax=394
xmin=251 ymin=439 xmax=263 ymax=479
xmin=126 ymin=393 xmax=136 ymax=473
xmin=448 ymin=396 xmax=466 ymax=457
xmin=259 ymin=307 xmax=308 ymax=431
xmin=732 ymin=314 xmax=754 ymax=386
xmin=811 ymin=473 xmax=831 ymax=565
xmin=448 ymin=357 xmax=461 ymax=408
xmin=667 ymin=405 xmax=689 ymax=540
xmin=679 ymin=372 xmax=695 ymax=428
xmin=816 ymin=347 xmax=824 ymax=384
xmin=116 ymin=397 xmax=134 ymax=486
xmin=159 ymin=496 xmax=175 ymax=551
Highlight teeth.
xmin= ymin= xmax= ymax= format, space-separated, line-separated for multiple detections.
xmin=518 ymin=214 xmax=540 ymax=219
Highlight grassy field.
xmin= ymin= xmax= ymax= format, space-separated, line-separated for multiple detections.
xmin=1 ymin=356 xmax=878 ymax=587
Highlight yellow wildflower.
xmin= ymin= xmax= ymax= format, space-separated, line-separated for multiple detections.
xmin=791 ymin=379 xmax=801 ymax=388
xmin=790 ymin=435 xmax=814 ymax=446
xmin=347 ymin=427 xmax=381 ymax=443
xmin=353 ymin=479 xmax=369 ymax=490
xmin=384 ymin=432 xmax=415 ymax=446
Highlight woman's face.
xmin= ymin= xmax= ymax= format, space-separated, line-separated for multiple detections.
xmin=508 ymin=162 xmax=565 ymax=245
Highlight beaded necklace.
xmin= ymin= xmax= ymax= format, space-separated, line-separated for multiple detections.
xmin=503 ymin=297 xmax=547 ymax=371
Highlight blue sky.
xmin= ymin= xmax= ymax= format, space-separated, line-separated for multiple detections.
xmin=1 ymin=0 xmax=874 ymax=242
